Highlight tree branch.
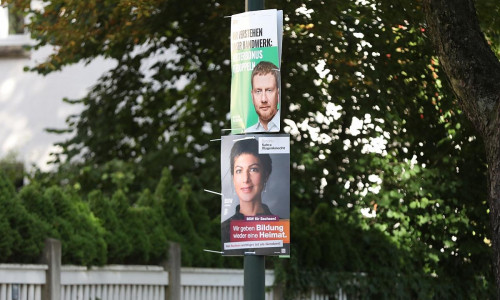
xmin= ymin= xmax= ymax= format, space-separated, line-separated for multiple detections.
xmin=423 ymin=0 xmax=500 ymax=137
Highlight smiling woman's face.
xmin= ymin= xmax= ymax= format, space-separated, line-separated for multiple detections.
xmin=233 ymin=153 xmax=266 ymax=203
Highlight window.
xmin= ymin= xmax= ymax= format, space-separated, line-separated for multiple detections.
xmin=0 ymin=4 xmax=30 ymax=58
xmin=8 ymin=5 xmax=25 ymax=35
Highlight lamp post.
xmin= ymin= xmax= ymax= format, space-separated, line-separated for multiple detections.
xmin=243 ymin=1 xmax=266 ymax=298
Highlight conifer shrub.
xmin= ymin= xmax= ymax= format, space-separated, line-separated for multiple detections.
xmin=0 ymin=173 xmax=51 ymax=262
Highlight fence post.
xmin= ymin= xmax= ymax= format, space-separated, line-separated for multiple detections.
xmin=163 ymin=242 xmax=181 ymax=300
xmin=41 ymin=238 xmax=61 ymax=300
xmin=273 ymin=283 xmax=283 ymax=300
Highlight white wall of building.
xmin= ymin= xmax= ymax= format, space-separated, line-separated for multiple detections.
xmin=0 ymin=35 xmax=115 ymax=171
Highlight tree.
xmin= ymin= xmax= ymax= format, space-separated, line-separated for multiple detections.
xmin=2 ymin=0 xmax=498 ymax=297
xmin=0 ymin=152 xmax=24 ymax=189
xmin=423 ymin=0 xmax=500 ymax=295
xmin=0 ymin=173 xmax=50 ymax=263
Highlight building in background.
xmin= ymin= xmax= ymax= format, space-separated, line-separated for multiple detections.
xmin=0 ymin=2 xmax=115 ymax=171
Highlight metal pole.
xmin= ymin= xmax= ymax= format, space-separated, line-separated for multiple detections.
xmin=245 ymin=0 xmax=264 ymax=12
xmin=244 ymin=254 xmax=265 ymax=300
xmin=243 ymin=1 xmax=265 ymax=299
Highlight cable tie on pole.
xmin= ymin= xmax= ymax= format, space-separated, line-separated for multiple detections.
xmin=221 ymin=128 xmax=244 ymax=135
xmin=203 ymin=249 xmax=224 ymax=254
xmin=204 ymin=189 xmax=223 ymax=196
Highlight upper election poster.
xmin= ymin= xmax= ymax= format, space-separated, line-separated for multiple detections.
xmin=220 ymin=134 xmax=290 ymax=256
xmin=230 ymin=9 xmax=283 ymax=134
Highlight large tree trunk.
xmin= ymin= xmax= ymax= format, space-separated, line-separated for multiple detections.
xmin=423 ymin=0 xmax=500 ymax=296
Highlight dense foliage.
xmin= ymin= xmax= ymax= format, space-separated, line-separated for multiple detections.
xmin=2 ymin=0 xmax=499 ymax=298
xmin=0 ymin=168 xmax=225 ymax=267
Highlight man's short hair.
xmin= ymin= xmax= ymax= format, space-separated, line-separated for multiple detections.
xmin=251 ymin=61 xmax=280 ymax=90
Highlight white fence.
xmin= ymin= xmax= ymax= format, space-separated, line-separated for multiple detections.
xmin=0 ymin=264 xmax=337 ymax=300
xmin=0 ymin=239 xmax=335 ymax=300
xmin=0 ymin=264 xmax=45 ymax=300
xmin=0 ymin=264 xmax=281 ymax=300
xmin=61 ymin=265 xmax=168 ymax=300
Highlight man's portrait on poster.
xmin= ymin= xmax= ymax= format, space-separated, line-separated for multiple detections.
xmin=246 ymin=61 xmax=281 ymax=133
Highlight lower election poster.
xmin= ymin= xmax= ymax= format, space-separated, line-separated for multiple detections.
xmin=220 ymin=134 xmax=290 ymax=256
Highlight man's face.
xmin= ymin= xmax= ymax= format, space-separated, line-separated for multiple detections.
xmin=251 ymin=73 xmax=279 ymax=124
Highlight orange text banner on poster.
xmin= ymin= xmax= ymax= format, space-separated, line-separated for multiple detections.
xmin=229 ymin=220 xmax=290 ymax=243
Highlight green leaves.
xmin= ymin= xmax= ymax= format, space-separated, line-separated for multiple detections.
xmin=2 ymin=0 xmax=497 ymax=297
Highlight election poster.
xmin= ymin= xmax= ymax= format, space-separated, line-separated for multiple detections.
xmin=220 ymin=134 xmax=290 ymax=256
xmin=230 ymin=9 xmax=283 ymax=134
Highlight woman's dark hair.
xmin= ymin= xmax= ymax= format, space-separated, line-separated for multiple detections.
xmin=230 ymin=138 xmax=272 ymax=179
